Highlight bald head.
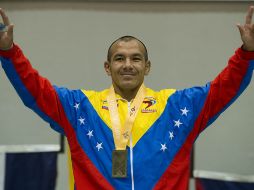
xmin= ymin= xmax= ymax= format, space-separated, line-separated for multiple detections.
xmin=107 ymin=36 xmax=148 ymax=62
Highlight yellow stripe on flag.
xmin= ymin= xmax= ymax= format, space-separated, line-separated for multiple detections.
xmin=68 ymin=145 xmax=74 ymax=190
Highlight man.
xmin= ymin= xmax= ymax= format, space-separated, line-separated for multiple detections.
xmin=0 ymin=6 xmax=254 ymax=190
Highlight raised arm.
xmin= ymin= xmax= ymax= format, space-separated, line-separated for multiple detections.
xmin=168 ymin=6 xmax=254 ymax=141
xmin=0 ymin=9 xmax=71 ymax=135
xmin=194 ymin=6 xmax=254 ymax=134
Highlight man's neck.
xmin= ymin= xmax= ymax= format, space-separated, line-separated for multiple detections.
xmin=113 ymin=85 xmax=141 ymax=102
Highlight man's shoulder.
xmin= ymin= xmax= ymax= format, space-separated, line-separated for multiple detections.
xmin=80 ymin=87 xmax=177 ymax=101
xmin=145 ymin=87 xmax=176 ymax=100
xmin=80 ymin=88 xmax=109 ymax=100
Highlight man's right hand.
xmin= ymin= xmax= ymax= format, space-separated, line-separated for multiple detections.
xmin=0 ymin=8 xmax=14 ymax=50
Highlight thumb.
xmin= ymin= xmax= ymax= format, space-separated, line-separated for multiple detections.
xmin=7 ymin=24 xmax=14 ymax=37
xmin=236 ymin=23 xmax=244 ymax=37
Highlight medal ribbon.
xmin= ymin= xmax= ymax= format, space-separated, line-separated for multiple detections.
xmin=107 ymin=84 xmax=146 ymax=150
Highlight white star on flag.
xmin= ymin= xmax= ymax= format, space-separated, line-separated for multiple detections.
xmin=87 ymin=130 xmax=93 ymax=139
xmin=96 ymin=142 xmax=103 ymax=151
xmin=74 ymin=103 xmax=80 ymax=110
xmin=160 ymin=143 xmax=167 ymax=152
xmin=174 ymin=119 xmax=183 ymax=128
xmin=78 ymin=116 xmax=85 ymax=125
xmin=169 ymin=131 xmax=174 ymax=140
xmin=180 ymin=107 xmax=189 ymax=116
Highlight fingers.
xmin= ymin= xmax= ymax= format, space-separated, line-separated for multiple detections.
xmin=0 ymin=8 xmax=10 ymax=26
xmin=245 ymin=6 xmax=254 ymax=25
xmin=7 ymin=24 xmax=14 ymax=37
xmin=237 ymin=24 xmax=244 ymax=36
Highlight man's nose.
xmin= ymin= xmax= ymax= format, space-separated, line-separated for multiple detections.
xmin=123 ymin=58 xmax=133 ymax=68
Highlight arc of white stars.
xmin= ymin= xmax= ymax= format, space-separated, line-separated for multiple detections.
xmin=74 ymin=102 xmax=80 ymax=110
xmin=87 ymin=130 xmax=93 ymax=139
xmin=180 ymin=107 xmax=189 ymax=116
xmin=169 ymin=131 xmax=174 ymax=140
xmin=96 ymin=142 xmax=103 ymax=151
xmin=174 ymin=119 xmax=183 ymax=128
xmin=78 ymin=116 xmax=85 ymax=125
xmin=160 ymin=143 xmax=167 ymax=152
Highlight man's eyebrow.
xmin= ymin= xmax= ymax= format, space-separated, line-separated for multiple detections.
xmin=112 ymin=53 xmax=143 ymax=58
xmin=132 ymin=53 xmax=143 ymax=57
xmin=113 ymin=54 xmax=124 ymax=57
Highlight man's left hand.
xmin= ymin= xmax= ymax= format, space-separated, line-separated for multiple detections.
xmin=238 ymin=6 xmax=254 ymax=51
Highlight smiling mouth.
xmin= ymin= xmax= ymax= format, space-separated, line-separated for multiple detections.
xmin=121 ymin=73 xmax=135 ymax=76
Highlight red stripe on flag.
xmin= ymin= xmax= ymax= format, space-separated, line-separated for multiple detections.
xmin=154 ymin=48 xmax=252 ymax=190
xmin=199 ymin=48 xmax=250 ymax=132
xmin=1 ymin=44 xmax=114 ymax=190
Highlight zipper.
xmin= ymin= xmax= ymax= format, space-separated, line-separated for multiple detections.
xmin=128 ymin=102 xmax=135 ymax=190
xmin=130 ymin=135 xmax=134 ymax=190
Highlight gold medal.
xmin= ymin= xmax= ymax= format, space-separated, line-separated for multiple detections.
xmin=108 ymin=84 xmax=146 ymax=178
xmin=112 ymin=150 xmax=127 ymax=178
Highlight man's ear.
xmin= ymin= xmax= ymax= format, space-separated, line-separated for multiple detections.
xmin=104 ymin=61 xmax=111 ymax=76
xmin=145 ymin=60 xmax=151 ymax=76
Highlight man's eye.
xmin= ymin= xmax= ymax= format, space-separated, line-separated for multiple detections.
xmin=115 ymin=57 xmax=124 ymax=61
xmin=133 ymin=57 xmax=141 ymax=62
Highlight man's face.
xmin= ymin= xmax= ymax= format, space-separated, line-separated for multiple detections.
xmin=104 ymin=40 xmax=150 ymax=92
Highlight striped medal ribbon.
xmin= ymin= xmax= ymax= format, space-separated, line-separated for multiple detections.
xmin=107 ymin=84 xmax=146 ymax=178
